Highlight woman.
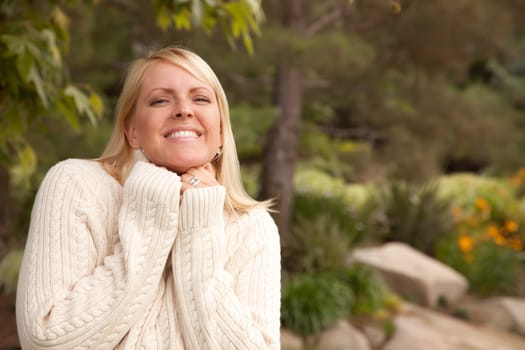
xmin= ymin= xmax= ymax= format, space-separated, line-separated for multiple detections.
xmin=16 ymin=46 xmax=281 ymax=349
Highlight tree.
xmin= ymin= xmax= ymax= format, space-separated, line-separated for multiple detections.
xmin=258 ymin=0 xmax=402 ymax=246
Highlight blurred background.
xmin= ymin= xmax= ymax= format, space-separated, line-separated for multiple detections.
xmin=1 ymin=0 xmax=525 ymax=349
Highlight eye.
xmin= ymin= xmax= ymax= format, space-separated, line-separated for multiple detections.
xmin=194 ymin=96 xmax=211 ymax=104
xmin=150 ymin=98 xmax=169 ymax=106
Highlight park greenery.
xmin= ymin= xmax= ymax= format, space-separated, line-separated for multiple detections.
xmin=2 ymin=0 xmax=525 ymax=340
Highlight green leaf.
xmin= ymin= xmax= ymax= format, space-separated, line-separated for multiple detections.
xmin=172 ymin=8 xmax=192 ymax=30
xmin=89 ymin=92 xmax=103 ymax=116
xmin=0 ymin=34 xmax=24 ymax=55
xmin=41 ymin=29 xmax=62 ymax=66
xmin=27 ymin=65 xmax=48 ymax=107
xmin=156 ymin=6 xmax=172 ymax=31
xmin=56 ymin=98 xmax=80 ymax=130
xmin=4 ymin=106 xmax=26 ymax=135
xmin=9 ymin=144 xmax=37 ymax=189
xmin=15 ymin=51 xmax=33 ymax=81
xmin=64 ymin=85 xmax=99 ymax=125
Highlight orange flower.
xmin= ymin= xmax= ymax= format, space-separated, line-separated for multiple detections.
xmin=452 ymin=207 xmax=463 ymax=222
xmin=487 ymin=225 xmax=500 ymax=239
xmin=465 ymin=216 xmax=479 ymax=227
xmin=458 ymin=235 xmax=475 ymax=253
xmin=475 ymin=198 xmax=490 ymax=212
xmin=504 ymin=220 xmax=518 ymax=233
xmin=508 ymin=237 xmax=523 ymax=251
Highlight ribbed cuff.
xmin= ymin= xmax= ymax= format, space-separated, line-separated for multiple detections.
xmin=125 ymin=161 xmax=181 ymax=208
xmin=179 ymin=186 xmax=226 ymax=231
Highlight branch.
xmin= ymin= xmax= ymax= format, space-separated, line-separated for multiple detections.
xmin=305 ymin=6 xmax=343 ymax=36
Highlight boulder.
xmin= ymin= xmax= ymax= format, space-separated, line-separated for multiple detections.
xmin=350 ymin=242 xmax=468 ymax=306
xmin=317 ymin=320 xmax=371 ymax=350
xmin=461 ymin=297 xmax=525 ymax=336
xmin=383 ymin=303 xmax=525 ymax=350
xmin=281 ymin=328 xmax=303 ymax=350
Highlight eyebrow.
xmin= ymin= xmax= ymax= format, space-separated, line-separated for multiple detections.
xmin=146 ymin=86 xmax=213 ymax=98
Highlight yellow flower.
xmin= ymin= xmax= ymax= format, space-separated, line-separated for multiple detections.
xmin=504 ymin=220 xmax=518 ymax=233
xmin=475 ymin=198 xmax=490 ymax=212
xmin=458 ymin=235 xmax=475 ymax=253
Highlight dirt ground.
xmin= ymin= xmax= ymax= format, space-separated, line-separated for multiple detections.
xmin=0 ymin=293 xmax=19 ymax=350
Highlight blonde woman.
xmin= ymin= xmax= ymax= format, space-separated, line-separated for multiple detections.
xmin=16 ymin=46 xmax=281 ymax=349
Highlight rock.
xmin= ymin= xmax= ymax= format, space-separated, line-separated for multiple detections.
xmin=383 ymin=303 xmax=525 ymax=350
xmin=281 ymin=328 xmax=303 ymax=350
xmin=350 ymin=242 xmax=468 ymax=307
xmin=316 ymin=320 xmax=371 ymax=350
xmin=462 ymin=297 xmax=525 ymax=336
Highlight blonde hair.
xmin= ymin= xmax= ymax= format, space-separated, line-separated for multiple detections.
xmin=99 ymin=46 xmax=270 ymax=213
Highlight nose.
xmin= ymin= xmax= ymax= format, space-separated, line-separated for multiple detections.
xmin=172 ymin=102 xmax=193 ymax=119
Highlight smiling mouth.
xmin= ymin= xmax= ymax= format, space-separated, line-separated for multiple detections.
xmin=165 ymin=130 xmax=201 ymax=139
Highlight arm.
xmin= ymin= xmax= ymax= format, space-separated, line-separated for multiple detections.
xmin=172 ymin=187 xmax=281 ymax=349
xmin=16 ymin=160 xmax=180 ymax=349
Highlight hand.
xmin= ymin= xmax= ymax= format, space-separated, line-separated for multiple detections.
xmin=180 ymin=163 xmax=220 ymax=194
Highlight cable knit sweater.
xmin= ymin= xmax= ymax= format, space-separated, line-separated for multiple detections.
xmin=16 ymin=159 xmax=281 ymax=349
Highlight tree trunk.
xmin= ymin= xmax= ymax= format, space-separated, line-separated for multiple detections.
xmin=259 ymin=0 xmax=305 ymax=247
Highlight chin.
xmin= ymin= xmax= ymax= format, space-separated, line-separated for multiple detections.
xmin=167 ymin=159 xmax=207 ymax=174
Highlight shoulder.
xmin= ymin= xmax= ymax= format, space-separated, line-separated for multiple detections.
xmin=229 ymin=208 xmax=280 ymax=248
xmin=40 ymin=158 xmax=121 ymax=200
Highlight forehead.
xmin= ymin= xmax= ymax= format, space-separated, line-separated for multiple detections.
xmin=140 ymin=60 xmax=211 ymax=90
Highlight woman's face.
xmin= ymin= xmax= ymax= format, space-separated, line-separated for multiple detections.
xmin=126 ymin=60 xmax=222 ymax=174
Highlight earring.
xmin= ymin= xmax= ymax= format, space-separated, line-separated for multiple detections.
xmin=212 ymin=146 xmax=223 ymax=162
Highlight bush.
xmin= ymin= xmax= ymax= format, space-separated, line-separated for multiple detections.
xmin=435 ymin=173 xmax=524 ymax=296
xmin=341 ymin=264 xmax=397 ymax=316
xmin=281 ymin=273 xmax=353 ymax=337
xmin=373 ymin=181 xmax=454 ymax=254
xmin=436 ymin=233 xmax=522 ymax=296
xmin=286 ymin=213 xmax=352 ymax=274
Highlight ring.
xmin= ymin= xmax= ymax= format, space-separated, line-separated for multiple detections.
xmin=188 ymin=177 xmax=200 ymax=187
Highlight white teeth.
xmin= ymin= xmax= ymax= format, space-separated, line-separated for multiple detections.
xmin=166 ymin=130 xmax=198 ymax=139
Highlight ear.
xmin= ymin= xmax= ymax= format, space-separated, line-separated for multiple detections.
xmin=125 ymin=123 xmax=140 ymax=149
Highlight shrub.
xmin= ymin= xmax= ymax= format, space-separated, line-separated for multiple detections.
xmin=341 ymin=264 xmax=397 ymax=316
xmin=373 ymin=181 xmax=454 ymax=254
xmin=281 ymin=273 xmax=353 ymax=337
xmin=286 ymin=213 xmax=352 ymax=274
xmin=435 ymin=173 xmax=524 ymax=296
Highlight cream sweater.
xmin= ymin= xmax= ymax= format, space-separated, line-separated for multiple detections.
xmin=16 ymin=159 xmax=281 ymax=349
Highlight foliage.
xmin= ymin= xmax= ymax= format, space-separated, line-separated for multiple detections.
xmin=0 ymin=0 xmax=103 ymax=180
xmin=435 ymin=173 xmax=524 ymax=296
xmin=153 ymin=0 xmax=263 ymax=54
xmin=294 ymin=167 xmax=370 ymax=206
xmin=0 ymin=249 xmax=23 ymax=295
xmin=286 ymin=168 xmax=383 ymax=272
xmin=230 ymin=103 xmax=275 ymax=160
xmin=280 ymin=273 xmax=353 ymax=337
xmin=436 ymin=233 xmax=522 ymax=296
xmin=286 ymin=212 xmax=353 ymax=274
xmin=371 ymin=181 xmax=454 ymax=254
xmin=299 ymin=126 xmax=372 ymax=182
xmin=341 ymin=264 xmax=398 ymax=316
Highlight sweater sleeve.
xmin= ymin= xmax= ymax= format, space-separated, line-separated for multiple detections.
xmin=172 ymin=187 xmax=281 ymax=349
xmin=16 ymin=160 xmax=181 ymax=349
